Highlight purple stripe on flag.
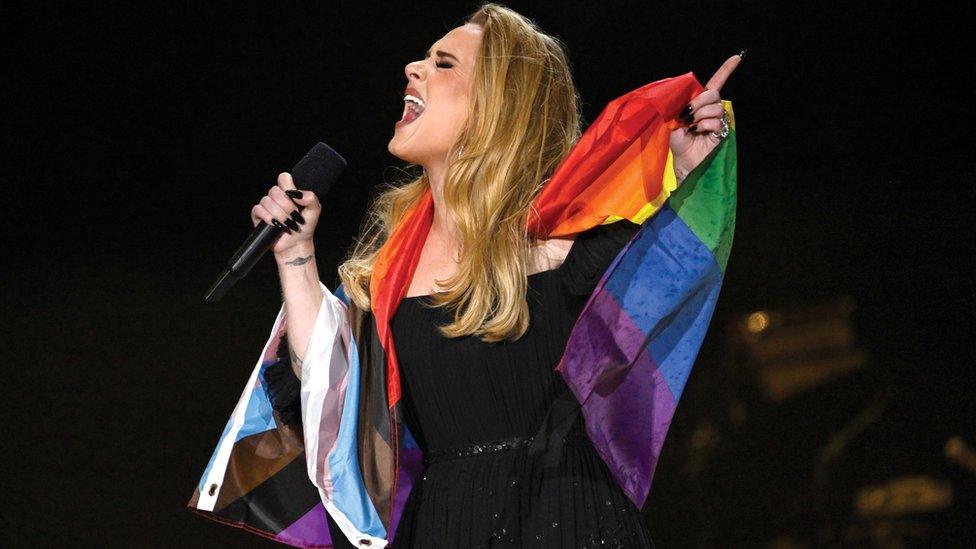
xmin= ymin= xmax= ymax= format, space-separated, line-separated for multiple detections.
xmin=389 ymin=445 xmax=424 ymax=542
xmin=574 ymin=311 xmax=677 ymax=506
xmin=557 ymin=287 xmax=646 ymax=400
xmin=275 ymin=504 xmax=331 ymax=547
xmin=556 ymin=203 xmax=727 ymax=507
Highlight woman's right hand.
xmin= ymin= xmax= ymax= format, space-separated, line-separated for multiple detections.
xmin=250 ymin=172 xmax=323 ymax=255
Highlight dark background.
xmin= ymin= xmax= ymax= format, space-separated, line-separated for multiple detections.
xmin=4 ymin=1 xmax=971 ymax=546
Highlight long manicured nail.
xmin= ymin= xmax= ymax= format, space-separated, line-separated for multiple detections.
xmin=290 ymin=210 xmax=305 ymax=225
xmin=271 ymin=219 xmax=289 ymax=232
xmin=284 ymin=218 xmax=300 ymax=231
xmin=680 ymin=104 xmax=693 ymax=120
xmin=738 ymin=49 xmax=748 ymax=59
xmin=285 ymin=189 xmax=303 ymax=199
xmin=688 ymin=124 xmax=698 ymax=133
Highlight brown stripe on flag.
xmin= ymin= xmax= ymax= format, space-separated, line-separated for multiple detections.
xmin=210 ymin=415 xmax=305 ymax=511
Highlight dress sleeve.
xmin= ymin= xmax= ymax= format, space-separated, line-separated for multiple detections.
xmin=261 ymin=332 xmax=302 ymax=429
xmin=559 ymin=220 xmax=641 ymax=296
xmin=260 ymin=282 xmax=350 ymax=431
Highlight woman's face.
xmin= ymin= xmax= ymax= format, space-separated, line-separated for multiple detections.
xmin=388 ymin=23 xmax=483 ymax=167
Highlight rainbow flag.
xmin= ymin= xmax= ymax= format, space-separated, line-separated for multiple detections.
xmin=554 ymin=98 xmax=736 ymax=505
xmin=187 ymin=71 xmax=737 ymax=547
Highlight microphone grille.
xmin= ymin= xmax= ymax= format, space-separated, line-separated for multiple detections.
xmin=290 ymin=142 xmax=347 ymax=196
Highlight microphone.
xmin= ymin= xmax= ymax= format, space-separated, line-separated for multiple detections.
xmin=205 ymin=142 xmax=347 ymax=303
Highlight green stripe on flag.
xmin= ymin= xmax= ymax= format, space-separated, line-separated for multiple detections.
xmin=669 ymin=128 xmax=737 ymax=272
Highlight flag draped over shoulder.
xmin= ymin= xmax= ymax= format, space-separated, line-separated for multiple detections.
xmin=187 ymin=71 xmax=737 ymax=547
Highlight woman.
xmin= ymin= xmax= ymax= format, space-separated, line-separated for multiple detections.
xmin=188 ymin=3 xmax=739 ymax=547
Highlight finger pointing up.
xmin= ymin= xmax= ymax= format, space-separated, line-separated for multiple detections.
xmin=705 ymin=50 xmax=746 ymax=92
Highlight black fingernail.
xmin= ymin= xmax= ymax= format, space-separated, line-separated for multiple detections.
xmin=681 ymin=104 xmax=693 ymax=119
xmin=284 ymin=218 xmax=300 ymax=231
xmin=738 ymin=49 xmax=748 ymax=59
xmin=688 ymin=124 xmax=698 ymax=133
xmin=291 ymin=210 xmax=305 ymax=225
xmin=271 ymin=219 xmax=289 ymax=232
xmin=285 ymin=189 xmax=303 ymax=199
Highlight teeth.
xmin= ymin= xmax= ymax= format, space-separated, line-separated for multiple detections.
xmin=403 ymin=94 xmax=426 ymax=110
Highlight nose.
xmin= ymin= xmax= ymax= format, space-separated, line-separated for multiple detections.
xmin=404 ymin=59 xmax=424 ymax=82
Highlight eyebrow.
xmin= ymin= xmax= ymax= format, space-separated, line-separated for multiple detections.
xmin=425 ymin=49 xmax=460 ymax=63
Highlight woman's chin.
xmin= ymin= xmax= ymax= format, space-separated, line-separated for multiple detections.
xmin=387 ymin=139 xmax=411 ymax=162
xmin=388 ymin=144 xmax=423 ymax=166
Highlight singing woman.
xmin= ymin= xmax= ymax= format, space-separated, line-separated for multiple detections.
xmin=188 ymin=3 xmax=740 ymax=547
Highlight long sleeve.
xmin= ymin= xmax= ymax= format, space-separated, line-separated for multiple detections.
xmin=262 ymin=331 xmax=302 ymax=428
xmin=560 ymin=220 xmax=642 ymax=297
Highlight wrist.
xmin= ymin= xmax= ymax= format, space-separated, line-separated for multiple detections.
xmin=672 ymin=157 xmax=692 ymax=185
xmin=274 ymin=240 xmax=316 ymax=263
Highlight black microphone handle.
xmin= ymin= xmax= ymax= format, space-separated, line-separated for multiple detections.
xmin=228 ymin=221 xmax=285 ymax=278
xmin=205 ymin=221 xmax=285 ymax=303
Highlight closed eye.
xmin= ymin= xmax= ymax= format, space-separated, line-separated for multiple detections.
xmin=425 ymin=49 xmax=459 ymax=69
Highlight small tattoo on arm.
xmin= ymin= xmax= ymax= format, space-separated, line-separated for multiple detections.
xmin=288 ymin=343 xmax=302 ymax=368
xmin=288 ymin=341 xmax=304 ymax=375
xmin=675 ymin=167 xmax=688 ymax=183
xmin=285 ymin=255 xmax=313 ymax=266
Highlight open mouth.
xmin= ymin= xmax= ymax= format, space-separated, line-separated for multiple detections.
xmin=397 ymin=94 xmax=426 ymax=127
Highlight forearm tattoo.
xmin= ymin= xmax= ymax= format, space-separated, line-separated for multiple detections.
xmin=674 ymin=166 xmax=689 ymax=184
xmin=288 ymin=341 xmax=304 ymax=373
xmin=285 ymin=254 xmax=313 ymax=266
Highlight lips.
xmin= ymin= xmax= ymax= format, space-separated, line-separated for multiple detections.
xmin=404 ymin=87 xmax=424 ymax=103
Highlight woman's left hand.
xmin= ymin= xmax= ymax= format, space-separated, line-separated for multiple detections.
xmin=670 ymin=52 xmax=744 ymax=182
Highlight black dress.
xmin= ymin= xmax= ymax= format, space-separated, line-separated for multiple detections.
xmin=387 ymin=221 xmax=653 ymax=548
xmin=266 ymin=221 xmax=655 ymax=548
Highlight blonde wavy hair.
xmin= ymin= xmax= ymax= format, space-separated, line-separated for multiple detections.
xmin=338 ymin=2 xmax=582 ymax=342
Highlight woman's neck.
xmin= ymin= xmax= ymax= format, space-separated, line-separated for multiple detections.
xmin=424 ymin=160 xmax=458 ymax=241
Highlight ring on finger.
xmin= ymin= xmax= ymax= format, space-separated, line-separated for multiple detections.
xmin=710 ymin=110 xmax=730 ymax=140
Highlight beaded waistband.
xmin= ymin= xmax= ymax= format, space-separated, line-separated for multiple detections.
xmin=422 ymin=431 xmax=589 ymax=466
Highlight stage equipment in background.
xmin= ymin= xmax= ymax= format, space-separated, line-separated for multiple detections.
xmin=645 ymin=295 xmax=975 ymax=546
xmin=730 ymin=295 xmax=868 ymax=402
